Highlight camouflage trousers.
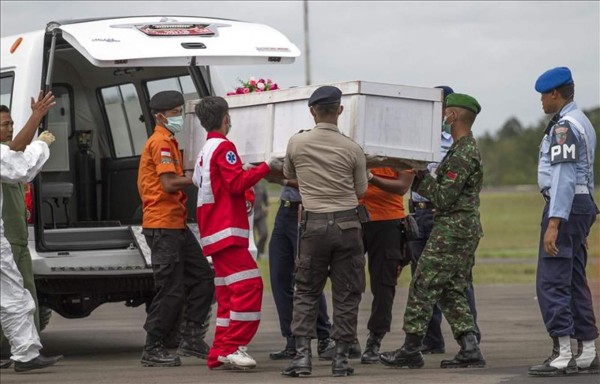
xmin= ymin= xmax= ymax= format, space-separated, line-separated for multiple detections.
xmin=403 ymin=234 xmax=479 ymax=340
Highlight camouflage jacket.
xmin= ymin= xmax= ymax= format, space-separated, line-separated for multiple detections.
xmin=416 ymin=133 xmax=483 ymax=239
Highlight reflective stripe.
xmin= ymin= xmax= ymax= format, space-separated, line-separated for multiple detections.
xmin=230 ymin=311 xmax=261 ymax=321
xmin=216 ymin=317 xmax=230 ymax=327
xmin=224 ymin=269 xmax=261 ymax=285
xmin=214 ymin=269 xmax=260 ymax=287
xmin=200 ymin=227 xmax=249 ymax=247
xmin=561 ymin=116 xmax=593 ymax=185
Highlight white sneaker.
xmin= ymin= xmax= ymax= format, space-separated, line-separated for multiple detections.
xmin=218 ymin=346 xmax=256 ymax=369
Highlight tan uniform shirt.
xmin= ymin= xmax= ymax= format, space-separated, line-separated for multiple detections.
xmin=283 ymin=122 xmax=368 ymax=213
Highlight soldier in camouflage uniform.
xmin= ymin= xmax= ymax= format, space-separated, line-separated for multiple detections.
xmin=379 ymin=93 xmax=486 ymax=370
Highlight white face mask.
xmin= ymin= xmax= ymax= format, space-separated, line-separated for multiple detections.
xmin=165 ymin=115 xmax=184 ymax=134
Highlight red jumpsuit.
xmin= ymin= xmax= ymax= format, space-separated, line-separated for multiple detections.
xmin=193 ymin=131 xmax=270 ymax=369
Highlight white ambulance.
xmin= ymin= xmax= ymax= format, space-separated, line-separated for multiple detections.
xmin=0 ymin=16 xmax=300 ymax=331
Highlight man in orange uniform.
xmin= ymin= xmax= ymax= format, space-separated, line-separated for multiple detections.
xmin=137 ymin=90 xmax=215 ymax=367
xmin=359 ymin=167 xmax=414 ymax=363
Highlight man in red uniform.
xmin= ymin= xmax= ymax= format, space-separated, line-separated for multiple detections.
xmin=138 ymin=90 xmax=215 ymax=367
xmin=193 ymin=96 xmax=276 ymax=370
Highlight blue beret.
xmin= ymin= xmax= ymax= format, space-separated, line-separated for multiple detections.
xmin=150 ymin=90 xmax=184 ymax=111
xmin=435 ymin=85 xmax=454 ymax=99
xmin=535 ymin=67 xmax=573 ymax=93
xmin=308 ymin=86 xmax=342 ymax=107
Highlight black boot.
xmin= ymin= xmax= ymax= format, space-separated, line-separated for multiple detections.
xmin=0 ymin=360 xmax=12 ymax=369
xmin=361 ymin=332 xmax=384 ymax=364
xmin=441 ymin=332 xmax=486 ymax=368
xmin=282 ymin=337 xmax=312 ymax=377
xmin=317 ymin=337 xmax=336 ymax=360
xmin=379 ymin=333 xmax=424 ymax=369
xmin=177 ymin=321 xmax=209 ymax=359
xmin=270 ymin=337 xmax=296 ymax=360
xmin=332 ymin=341 xmax=355 ymax=377
xmin=14 ymin=354 xmax=63 ymax=373
xmin=142 ymin=334 xmax=181 ymax=367
xmin=348 ymin=339 xmax=362 ymax=359
xmin=543 ymin=336 xmax=560 ymax=363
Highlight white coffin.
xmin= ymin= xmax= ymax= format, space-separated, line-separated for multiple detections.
xmin=183 ymin=81 xmax=443 ymax=170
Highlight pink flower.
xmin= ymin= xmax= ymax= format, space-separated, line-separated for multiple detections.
xmin=226 ymin=92 xmax=236 ymax=96
xmin=249 ymin=79 xmax=257 ymax=86
xmin=236 ymin=87 xmax=245 ymax=94
xmin=258 ymin=78 xmax=265 ymax=84
xmin=256 ymin=82 xmax=266 ymax=90
xmin=255 ymin=88 xmax=264 ymax=92
xmin=267 ymin=78 xmax=273 ymax=84
xmin=243 ymin=87 xmax=250 ymax=94
xmin=270 ymin=83 xmax=279 ymax=90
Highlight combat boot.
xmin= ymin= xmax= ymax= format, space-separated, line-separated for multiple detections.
xmin=575 ymin=340 xmax=599 ymax=374
xmin=177 ymin=320 xmax=210 ymax=359
xmin=379 ymin=333 xmax=424 ymax=368
xmin=361 ymin=332 xmax=384 ymax=364
xmin=141 ymin=334 xmax=181 ymax=367
xmin=317 ymin=337 xmax=336 ymax=360
xmin=282 ymin=337 xmax=312 ymax=377
xmin=332 ymin=341 xmax=354 ymax=377
xmin=349 ymin=338 xmax=362 ymax=359
xmin=528 ymin=335 xmax=577 ymax=376
xmin=0 ymin=360 xmax=12 ymax=369
xmin=542 ymin=336 xmax=559 ymax=364
xmin=441 ymin=332 xmax=486 ymax=368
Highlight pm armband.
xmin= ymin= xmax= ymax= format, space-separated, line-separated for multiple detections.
xmin=550 ymin=121 xmax=577 ymax=164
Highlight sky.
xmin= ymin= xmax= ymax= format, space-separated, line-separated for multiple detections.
xmin=1 ymin=1 xmax=599 ymax=137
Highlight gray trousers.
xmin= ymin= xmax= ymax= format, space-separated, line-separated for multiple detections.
xmin=291 ymin=211 xmax=365 ymax=343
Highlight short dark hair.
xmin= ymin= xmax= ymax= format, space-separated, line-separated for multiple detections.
xmin=195 ymin=96 xmax=229 ymax=132
xmin=556 ymin=83 xmax=574 ymax=100
xmin=0 ymin=105 xmax=9 ymax=113
xmin=313 ymin=103 xmax=339 ymax=117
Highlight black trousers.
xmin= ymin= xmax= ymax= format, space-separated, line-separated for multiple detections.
xmin=291 ymin=213 xmax=365 ymax=343
xmin=363 ymin=219 xmax=406 ymax=334
xmin=269 ymin=201 xmax=332 ymax=346
xmin=143 ymin=228 xmax=215 ymax=341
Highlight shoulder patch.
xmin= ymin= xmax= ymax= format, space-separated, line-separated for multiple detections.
xmin=225 ymin=150 xmax=237 ymax=165
xmin=550 ymin=120 xmax=577 ymax=164
xmin=447 ymin=171 xmax=457 ymax=180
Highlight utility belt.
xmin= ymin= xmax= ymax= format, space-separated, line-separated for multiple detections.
xmin=541 ymin=185 xmax=589 ymax=202
xmin=280 ymin=199 xmax=301 ymax=209
xmin=409 ymin=199 xmax=436 ymax=213
xmin=301 ymin=207 xmax=360 ymax=222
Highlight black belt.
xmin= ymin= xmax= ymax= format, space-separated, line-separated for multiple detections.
xmin=281 ymin=200 xmax=301 ymax=209
xmin=413 ymin=201 xmax=435 ymax=211
xmin=303 ymin=208 xmax=358 ymax=220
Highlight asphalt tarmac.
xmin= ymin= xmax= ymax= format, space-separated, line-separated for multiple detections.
xmin=1 ymin=283 xmax=598 ymax=384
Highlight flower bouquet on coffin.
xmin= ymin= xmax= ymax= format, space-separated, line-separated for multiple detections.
xmin=227 ymin=77 xmax=279 ymax=96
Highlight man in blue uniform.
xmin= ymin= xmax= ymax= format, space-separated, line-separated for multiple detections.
xmin=408 ymin=86 xmax=481 ymax=354
xmin=528 ymin=67 xmax=598 ymax=377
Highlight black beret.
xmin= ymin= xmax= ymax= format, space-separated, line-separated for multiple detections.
xmin=149 ymin=90 xmax=184 ymax=111
xmin=308 ymin=86 xmax=342 ymax=107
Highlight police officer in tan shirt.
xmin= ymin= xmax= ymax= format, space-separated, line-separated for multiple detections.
xmin=282 ymin=86 xmax=368 ymax=378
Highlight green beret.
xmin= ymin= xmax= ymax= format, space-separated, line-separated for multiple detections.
xmin=446 ymin=93 xmax=481 ymax=114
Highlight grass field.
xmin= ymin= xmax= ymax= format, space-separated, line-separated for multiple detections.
xmin=255 ymin=185 xmax=599 ymax=287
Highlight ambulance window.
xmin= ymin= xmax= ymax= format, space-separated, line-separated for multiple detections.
xmin=146 ymin=75 xmax=199 ymax=153
xmin=0 ymin=72 xmax=14 ymax=108
xmin=100 ymin=83 xmax=147 ymax=158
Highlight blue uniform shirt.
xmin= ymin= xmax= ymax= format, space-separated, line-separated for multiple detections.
xmin=412 ymin=131 xmax=453 ymax=203
xmin=537 ymin=101 xmax=596 ymax=220
xmin=279 ymin=185 xmax=301 ymax=202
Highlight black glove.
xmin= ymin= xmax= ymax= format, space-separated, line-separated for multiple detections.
xmin=411 ymin=169 xmax=428 ymax=191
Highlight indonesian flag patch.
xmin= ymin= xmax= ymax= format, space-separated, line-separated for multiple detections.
xmin=447 ymin=171 xmax=457 ymax=180
xmin=160 ymin=147 xmax=172 ymax=157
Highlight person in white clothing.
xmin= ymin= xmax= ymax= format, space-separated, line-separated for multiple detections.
xmin=0 ymin=91 xmax=62 ymax=373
